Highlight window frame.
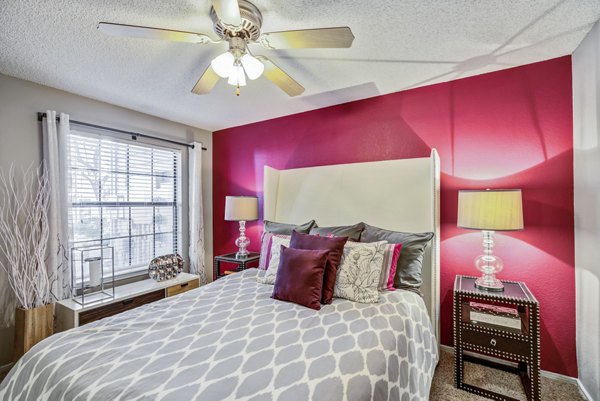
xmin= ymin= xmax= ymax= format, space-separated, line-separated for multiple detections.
xmin=67 ymin=128 xmax=184 ymax=282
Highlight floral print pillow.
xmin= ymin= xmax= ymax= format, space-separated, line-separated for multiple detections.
xmin=333 ymin=241 xmax=388 ymax=303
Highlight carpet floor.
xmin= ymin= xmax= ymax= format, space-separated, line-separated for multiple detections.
xmin=430 ymin=349 xmax=585 ymax=400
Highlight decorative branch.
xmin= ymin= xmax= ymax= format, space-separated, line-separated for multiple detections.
xmin=0 ymin=162 xmax=52 ymax=309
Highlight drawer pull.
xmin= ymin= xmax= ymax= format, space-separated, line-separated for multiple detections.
xmin=490 ymin=338 xmax=497 ymax=347
xmin=122 ymin=299 xmax=134 ymax=306
xmin=181 ymin=283 xmax=189 ymax=288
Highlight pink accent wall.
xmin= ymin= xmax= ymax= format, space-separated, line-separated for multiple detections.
xmin=213 ymin=56 xmax=576 ymax=377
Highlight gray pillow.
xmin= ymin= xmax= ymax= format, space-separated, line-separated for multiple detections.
xmin=360 ymin=223 xmax=434 ymax=292
xmin=263 ymin=220 xmax=316 ymax=236
xmin=309 ymin=222 xmax=365 ymax=241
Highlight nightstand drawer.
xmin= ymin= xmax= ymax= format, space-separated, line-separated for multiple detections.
xmin=461 ymin=327 xmax=529 ymax=357
xmin=166 ymin=279 xmax=199 ymax=297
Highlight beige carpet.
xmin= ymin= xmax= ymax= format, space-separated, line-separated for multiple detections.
xmin=431 ymin=349 xmax=585 ymax=400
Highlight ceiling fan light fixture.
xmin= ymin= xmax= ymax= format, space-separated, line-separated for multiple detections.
xmin=227 ymin=64 xmax=247 ymax=87
xmin=211 ymin=51 xmax=235 ymax=78
xmin=240 ymin=53 xmax=264 ymax=80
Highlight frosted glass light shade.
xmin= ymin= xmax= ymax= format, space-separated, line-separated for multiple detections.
xmin=225 ymin=196 xmax=258 ymax=221
xmin=240 ymin=53 xmax=264 ymax=80
xmin=457 ymin=189 xmax=524 ymax=231
xmin=227 ymin=65 xmax=247 ymax=86
xmin=211 ymin=51 xmax=235 ymax=78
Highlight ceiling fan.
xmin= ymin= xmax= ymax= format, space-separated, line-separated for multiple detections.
xmin=98 ymin=0 xmax=355 ymax=97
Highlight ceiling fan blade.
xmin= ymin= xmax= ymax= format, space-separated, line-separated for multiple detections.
xmin=98 ymin=22 xmax=215 ymax=44
xmin=211 ymin=0 xmax=242 ymax=27
xmin=257 ymin=57 xmax=305 ymax=97
xmin=191 ymin=65 xmax=220 ymax=95
xmin=258 ymin=27 xmax=354 ymax=49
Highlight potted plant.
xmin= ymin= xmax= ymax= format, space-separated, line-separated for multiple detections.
xmin=0 ymin=163 xmax=53 ymax=360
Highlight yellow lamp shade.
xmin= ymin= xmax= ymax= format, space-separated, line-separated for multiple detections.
xmin=457 ymin=189 xmax=524 ymax=231
xmin=225 ymin=196 xmax=258 ymax=221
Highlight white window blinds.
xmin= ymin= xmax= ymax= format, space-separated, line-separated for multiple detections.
xmin=68 ymin=130 xmax=182 ymax=278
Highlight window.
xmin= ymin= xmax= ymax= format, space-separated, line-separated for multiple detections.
xmin=68 ymin=130 xmax=182 ymax=280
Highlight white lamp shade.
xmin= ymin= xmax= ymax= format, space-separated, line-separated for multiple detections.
xmin=227 ymin=65 xmax=247 ymax=86
xmin=225 ymin=196 xmax=258 ymax=221
xmin=457 ymin=189 xmax=524 ymax=231
xmin=211 ymin=51 xmax=235 ymax=78
xmin=240 ymin=53 xmax=264 ymax=80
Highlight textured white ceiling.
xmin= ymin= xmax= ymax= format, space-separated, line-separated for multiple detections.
xmin=1 ymin=0 xmax=599 ymax=131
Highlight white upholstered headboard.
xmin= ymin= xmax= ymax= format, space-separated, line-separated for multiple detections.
xmin=263 ymin=149 xmax=441 ymax=341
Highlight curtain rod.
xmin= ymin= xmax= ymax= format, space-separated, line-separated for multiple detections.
xmin=37 ymin=112 xmax=207 ymax=151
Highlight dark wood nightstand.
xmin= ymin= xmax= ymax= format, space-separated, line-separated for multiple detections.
xmin=454 ymin=275 xmax=540 ymax=401
xmin=213 ymin=252 xmax=260 ymax=280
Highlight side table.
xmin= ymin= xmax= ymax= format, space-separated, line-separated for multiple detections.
xmin=213 ymin=252 xmax=260 ymax=280
xmin=454 ymin=275 xmax=540 ymax=401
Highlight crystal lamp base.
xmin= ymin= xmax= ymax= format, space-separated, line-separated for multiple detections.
xmin=235 ymin=220 xmax=250 ymax=259
xmin=473 ymin=230 xmax=505 ymax=292
xmin=474 ymin=275 xmax=504 ymax=291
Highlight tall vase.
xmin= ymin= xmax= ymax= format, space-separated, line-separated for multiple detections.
xmin=13 ymin=304 xmax=54 ymax=361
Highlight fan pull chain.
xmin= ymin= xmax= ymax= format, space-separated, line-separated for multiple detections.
xmin=236 ymin=83 xmax=240 ymax=96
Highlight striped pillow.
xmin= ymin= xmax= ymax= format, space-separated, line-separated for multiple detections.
xmin=379 ymin=243 xmax=403 ymax=291
xmin=258 ymin=232 xmax=292 ymax=269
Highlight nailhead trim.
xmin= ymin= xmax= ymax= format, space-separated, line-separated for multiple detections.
xmin=453 ymin=275 xmax=541 ymax=401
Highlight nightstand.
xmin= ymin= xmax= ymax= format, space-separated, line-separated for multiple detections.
xmin=454 ymin=275 xmax=540 ymax=401
xmin=213 ymin=252 xmax=260 ymax=279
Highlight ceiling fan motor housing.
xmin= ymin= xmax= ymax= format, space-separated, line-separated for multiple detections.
xmin=228 ymin=36 xmax=247 ymax=59
xmin=210 ymin=0 xmax=263 ymax=41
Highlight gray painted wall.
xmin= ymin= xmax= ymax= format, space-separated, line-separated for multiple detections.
xmin=573 ymin=20 xmax=600 ymax=401
xmin=0 ymin=73 xmax=213 ymax=369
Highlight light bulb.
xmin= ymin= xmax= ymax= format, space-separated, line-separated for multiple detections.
xmin=211 ymin=52 xmax=235 ymax=78
xmin=227 ymin=65 xmax=247 ymax=86
xmin=240 ymin=53 xmax=264 ymax=80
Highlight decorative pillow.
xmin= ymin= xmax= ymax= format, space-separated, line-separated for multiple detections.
xmin=378 ymin=243 xmax=402 ymax=291
xmin=309 ymin=222 xmax=365 ymax=241
xmin=360 ymin=223 xmax=434 ymax=292
xmin=259 ymin=220 xmax=316 ymax=268
xmin=333 ymin=241 xmax=387 ymax=303
xmin=258 ymin=232 xmax=274 ymax=270
xmin=257 ymin=234 xmax=291 ymax=284
xmin=272 ymin=246 xmax=329 ymax=311
xmin=289 ymin=231 xmax=348 ymax=304
xmin=263 ymin=220 xmax=316 ymax=236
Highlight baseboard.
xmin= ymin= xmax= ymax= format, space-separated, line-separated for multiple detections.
xmin=577 ymin=380 xmax=595 ymax=401
xmin=439 ymin=345 xmax=590 ymax=400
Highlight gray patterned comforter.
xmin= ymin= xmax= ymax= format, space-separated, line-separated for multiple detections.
xmin=0 ymin=269 xmax=438 ymax=401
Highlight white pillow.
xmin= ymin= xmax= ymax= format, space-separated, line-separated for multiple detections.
xmin=256 ymin=235 xmax=291 ymax=284
xmin=333 ymin=241 xmax=388 ymax=303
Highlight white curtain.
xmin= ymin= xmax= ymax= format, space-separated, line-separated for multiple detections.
xmin=42 ymin=110 xmax=71 ymax=301
xmin=189 ymin=142 xmax=208 ymax=284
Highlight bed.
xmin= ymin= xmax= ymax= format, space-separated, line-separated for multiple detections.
xmin=0 ymin=150 xmax=441 ymax=401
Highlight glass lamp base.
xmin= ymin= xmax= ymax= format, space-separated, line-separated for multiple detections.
xmin=474 ymin=275 xmax=504 ymax=292
xmin=235 ymin=250 xmax=249 ymax=259
xmin=235 ymin=220 xmax=250 ymax=260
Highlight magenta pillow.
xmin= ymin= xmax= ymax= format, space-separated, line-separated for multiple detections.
xmin=272 ymin=246 xmax=329 ymax=310
xmin=387 ymin=243 xmax=403 ymax=290
xmin=289 ymin=231 xmax=348 ymax=304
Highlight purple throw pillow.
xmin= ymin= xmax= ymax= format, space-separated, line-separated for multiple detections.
xmin=289 ymin=231 xmax=348 ymax=304
xmin=272 ymin=246 xmax=329 ymax=310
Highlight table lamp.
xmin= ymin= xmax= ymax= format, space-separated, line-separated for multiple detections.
xmin=225 ymin=196 xmax=258 ymax=259
xmin=457 ymin=189 xmax=524 ymax=291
